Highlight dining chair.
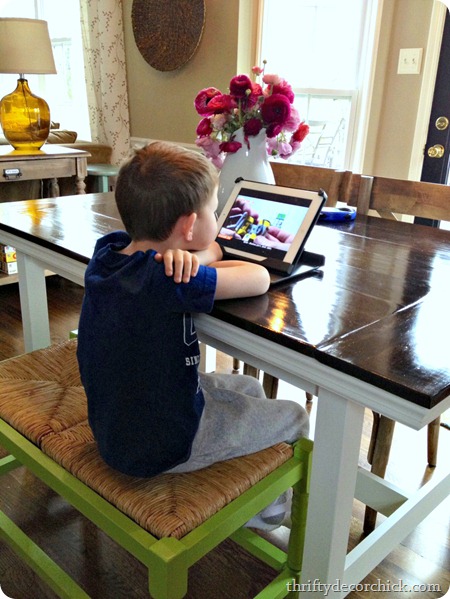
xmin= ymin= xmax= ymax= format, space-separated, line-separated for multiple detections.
xmin=0 ymin=339 xmax=313 ymax=599
xmin=348 ymin=174 xmax=450 ymax=532
xmin=271 ymin=161 xmax=346 ymax=207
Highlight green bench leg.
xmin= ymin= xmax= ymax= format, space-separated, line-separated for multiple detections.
xmin=0 ymin=454 xmax=21 ymax=475
xmin=0 ymin=511 xmax=90 ymax=599
xmin=147 ymin=538 xmax=188 ymax=599
xmin=287 ymin=439 xmax=313 ymax=574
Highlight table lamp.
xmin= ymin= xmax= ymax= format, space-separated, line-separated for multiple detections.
xmin=0 ymin=18 xmax=57 ymax=151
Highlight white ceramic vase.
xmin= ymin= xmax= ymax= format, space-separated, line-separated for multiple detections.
xmin=217 ymin=127 xmax=275 ymax=213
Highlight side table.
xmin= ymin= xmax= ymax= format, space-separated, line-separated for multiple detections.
xmin=87 ymin=163 xmax=119 ymax=193
xmin=0 ymin=144 xmax=90 ymax=197
xmin=0 ymin=144 xmax=90 ymax=284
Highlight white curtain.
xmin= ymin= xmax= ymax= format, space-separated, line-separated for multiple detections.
xmin=80 ymin=0 xmax=131 ymax=165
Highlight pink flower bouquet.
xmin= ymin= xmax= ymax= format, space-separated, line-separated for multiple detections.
xmin=194 ymin=64 xmax=309 ymax=168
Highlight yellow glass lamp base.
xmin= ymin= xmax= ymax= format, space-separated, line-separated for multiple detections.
xmin=0 ymin=78 xmax=51 ymax=151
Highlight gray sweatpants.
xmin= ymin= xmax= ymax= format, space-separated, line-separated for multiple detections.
xmin=166 ymin=372 xmax=309 ymax=474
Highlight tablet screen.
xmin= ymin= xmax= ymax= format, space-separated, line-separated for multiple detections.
xmin=216 ymin=180 xmax=326 ymax=271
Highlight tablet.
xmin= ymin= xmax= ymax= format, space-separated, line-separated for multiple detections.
xmin=216 ymin=179 xmax=326 ymax=282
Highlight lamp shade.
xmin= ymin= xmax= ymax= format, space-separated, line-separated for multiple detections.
xmin=0 ymin=18 xmax=56 ymax=75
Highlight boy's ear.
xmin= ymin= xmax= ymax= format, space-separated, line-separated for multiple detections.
xmin=180 ymin=212 xmax=197 ymax=242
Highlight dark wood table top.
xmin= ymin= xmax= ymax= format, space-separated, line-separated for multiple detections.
xmin=1 ymin=193 xmax=449 ymax=409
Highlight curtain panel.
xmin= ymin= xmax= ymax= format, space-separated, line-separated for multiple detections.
xmin=80 ymin=0 xmax=131 ymax=165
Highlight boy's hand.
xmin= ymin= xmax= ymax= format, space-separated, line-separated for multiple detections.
xmin=154 ymin=249 xmax=200 ymax=283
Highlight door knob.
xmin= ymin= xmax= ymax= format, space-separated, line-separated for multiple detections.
xmin=435 ymin=116 xmax=449 ymax=131
xmin=427 ymin=144 xmax=445 ymax=158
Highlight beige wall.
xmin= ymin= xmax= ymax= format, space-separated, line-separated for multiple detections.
xmin=364 ymin=0 xmax=435 ymax=178
xmin=123 ymin=0 xmax=440 ymax=179
xmin=122 ymin=0 xmax=258 ymax=145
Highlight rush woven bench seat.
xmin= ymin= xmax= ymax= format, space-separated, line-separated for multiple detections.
xmin=0 ymin=340 xmax=312 ymax=599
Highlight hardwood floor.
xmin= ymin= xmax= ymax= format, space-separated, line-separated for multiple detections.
xmin=0 ymin=276 xmax=449 ymax=598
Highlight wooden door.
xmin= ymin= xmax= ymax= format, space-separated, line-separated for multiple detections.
xmin=421 ymin=8 xmax=450 ymax=185
xmin=419 ymin=7 xmax=450 ymax=226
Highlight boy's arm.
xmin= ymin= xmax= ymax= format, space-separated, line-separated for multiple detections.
xmin=192 ymin=243 xmax=270 ymax=299
xmin=192 ymin=241 xmax=223 ymax=265
xmin=153 ymin=242 xmax=222 ymax=283
xmin=154 ymin=249 xmax=199 ymax=283
xmin=155 ymin=243 xmax=270 ymax=298
xmin=210 ymin=260 xmax=270 ymax=299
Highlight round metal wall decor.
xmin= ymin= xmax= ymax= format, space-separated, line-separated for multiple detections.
xmin=132 ymin=0 xmax=206 ymax=72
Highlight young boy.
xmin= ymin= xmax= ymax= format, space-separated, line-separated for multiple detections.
xmin=77 ymin=142 xmax=308 ymax=504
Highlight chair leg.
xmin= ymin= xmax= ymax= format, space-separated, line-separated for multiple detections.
xmin=262 ymin=373 xmax=279 ymax=399
xmin=148 ymin=538 xmax=188 ymax=599
xmin=240 ymin=364 xmax=312 ymax=404
xmin=363 ymin=414 xmax=395 ymax=534
xmin=232 ymin=357 xmax=240 ymax=372
xmin=367 ymin=412 xmax=381 ymax=465
xmin=243 ymin=363 xmax=259 ymax=378
xmin=427 ymin=417 xmax=440 ymax=468
xmin=242 ymin=364 xmax=279 ymax=400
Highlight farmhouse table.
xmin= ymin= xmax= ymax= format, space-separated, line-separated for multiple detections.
xmin=0 ymin=192 xmax=449 ymax=597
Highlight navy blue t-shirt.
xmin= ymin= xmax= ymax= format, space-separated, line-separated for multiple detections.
xmin=77 ymin=231 xmax=217 ymax=477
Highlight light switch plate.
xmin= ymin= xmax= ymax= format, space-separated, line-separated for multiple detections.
xmin=397 ymin=48 xmax=423 ymax=74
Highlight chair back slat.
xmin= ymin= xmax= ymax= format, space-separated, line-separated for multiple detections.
xmin=341 ymin=172 xmax=373 ymax=209
xmin=271 ymin=162 xmax=345 ymax=206
xmin=352 ymin=176 xmax=450 ymax=221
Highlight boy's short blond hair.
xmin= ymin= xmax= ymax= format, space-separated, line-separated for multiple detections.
xmin=115 ymin=141 xmax=218 ymax=241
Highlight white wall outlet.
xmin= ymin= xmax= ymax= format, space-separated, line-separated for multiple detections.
xmin=397 ymin=48 xmax=423 ymax=75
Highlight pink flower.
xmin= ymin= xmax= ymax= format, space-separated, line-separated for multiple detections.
xmin=196 ymin=117 xmax=212 ymax=137
xmin=267 ymin=137 xmax=293 ymax=158
xmin=278 ymin=141 xmax=294 ymax=158
xmin=266 ymin=137 xmax=279 ymax=155
xmin=211 ymin=155 xmax=225 ymax=169
xmin=195 ymin=136 xmax=221 ymax=158
xmin=193 ymin=65 xmax=309 ymax=164
xmin=283 ymin=106 xmax=301 ymax=132
xmin=229 ymin=74 xmax=253 ymax=99
xmin=219 ymin=139 xmax=242 ymax=154
xmin=244 ymin=82 xmax=263 ymax=109
xmin=265 ymin=122 xmax=283 ymax=138
xmin=261 ymin=93 xmax=291 ymax=126
xmin=263 ymin=73 xmax=282 ymax=85
xmin=289 ymin=140 xmax=302 ymax=154
xmin=272 ymin=79 xmax=295 ymax=103
xmin=244 ymin=118 xmax=263 ymax=137
xmin=211 ymin=113 xmax=227 ymax=131
xmin=194 ymin=87 xmax=222 ymax=116
xmin=206 ymin=93 xmax=236 ymax=114
xmin=292 ymin=121 xmax=310 ymax=143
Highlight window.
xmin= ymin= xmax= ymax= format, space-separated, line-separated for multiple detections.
xmin=259 ymin=0 xmax=377 ymax=169
xmin=0 ymin=0 xmax=90 ymax=139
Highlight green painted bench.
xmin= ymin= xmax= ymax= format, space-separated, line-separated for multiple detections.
xmin=0 ymin=340 xmax=312 ymax=598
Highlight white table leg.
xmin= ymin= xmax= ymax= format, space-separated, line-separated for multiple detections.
xmin=16 ymin=253 xmax=51 ymax=352
xmin=301 ymin=388 xmax=365 ymax=598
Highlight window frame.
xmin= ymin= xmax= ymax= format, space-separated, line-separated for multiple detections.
xmin=256 ymin=0 xmax=382 ymax=171
xmin=0 ymin=0 xmax=90 ymax=140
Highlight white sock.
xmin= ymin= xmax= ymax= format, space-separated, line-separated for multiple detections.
xmin=244 ymin=489 xmax=292 ymax=531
